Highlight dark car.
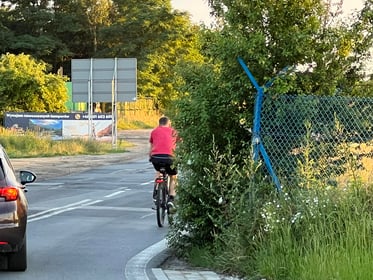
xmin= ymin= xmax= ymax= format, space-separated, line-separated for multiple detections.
xmin=0 ymin=145 xmax=36 ymax=271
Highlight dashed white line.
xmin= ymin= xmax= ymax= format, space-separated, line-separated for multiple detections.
xmin=28 ymin=199 xmax=102 ymax=222
xmin=105 ymin=190 xmax=126 ymax=198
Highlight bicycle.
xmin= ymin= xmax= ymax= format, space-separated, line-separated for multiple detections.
xmin=154 ymin=165 xmax=171 ymax=227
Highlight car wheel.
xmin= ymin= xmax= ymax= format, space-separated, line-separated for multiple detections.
xmin=8 ymin=238 xmax=27 ymax=271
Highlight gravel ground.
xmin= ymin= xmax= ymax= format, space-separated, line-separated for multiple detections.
xmin=11 ymin=129 xmax=151 ymax=181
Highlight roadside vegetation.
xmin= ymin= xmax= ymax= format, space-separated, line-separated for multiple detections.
xmin=169 ymin=146 xmax=373 ymax=279
xmin=166 ymin=0 xmax=373 ymax=279
xmin=117 ymin=100 xmax=160 ymax=130
xmin=0 ymin=128 xmax=131 ymax=158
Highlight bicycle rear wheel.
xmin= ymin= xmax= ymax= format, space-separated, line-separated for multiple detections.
xmin=156 ymin=182 xmax=167 ymax=227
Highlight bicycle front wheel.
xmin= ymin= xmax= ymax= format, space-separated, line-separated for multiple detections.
xmin=156 ymin=183 xmax=167 ymax=227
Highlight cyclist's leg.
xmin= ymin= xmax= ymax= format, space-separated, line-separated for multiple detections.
xmin=169 ymin=175 xmax=177 ymax=197
xmin=167 ymin=175 xmax=177 ymax=213
xmin=166 ymin=164 xmax=177 ymax=213
xmin=167 ymin=163 xmax=177 ymax=198
xmin=151 ymin=160 xmax=161 ymax=200
xmin=153 ymin=171 xmax=160 ymax=197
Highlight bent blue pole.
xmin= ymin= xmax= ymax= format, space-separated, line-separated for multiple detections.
xmin=238 ymin=57 xmax=282 ymax=192
xmin=237 ymin=57 xmax=262 ymax=161
xmin=259 ymin=143 xmax=282 ymax=192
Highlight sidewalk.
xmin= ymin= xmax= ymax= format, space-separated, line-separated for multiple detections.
xmin=125 ymin=239 xmax=242 ymax=280
xmin=151 ymin=255 xmax=242 ymax=280
xmin=152 ymin=268 xmax=227 ymax=279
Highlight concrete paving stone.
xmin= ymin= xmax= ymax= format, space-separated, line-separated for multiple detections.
xmin=163 ymin=270 xmax=223 ymax=280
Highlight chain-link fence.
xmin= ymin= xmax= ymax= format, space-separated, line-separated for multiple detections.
xmin=260 ymin=94 xmax=373 ymax=188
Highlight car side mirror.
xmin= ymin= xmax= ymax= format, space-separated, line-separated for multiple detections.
xmin=20 ymin=170 xmax=37 ymax=185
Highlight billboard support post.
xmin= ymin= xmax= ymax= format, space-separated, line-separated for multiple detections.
xmin=88 ymin=58 xmax=94 ymax=138
xmin=112 ymin=58 xmax=118 ymax=148
xmin=71 ymin=58 xmax=137 ymax=147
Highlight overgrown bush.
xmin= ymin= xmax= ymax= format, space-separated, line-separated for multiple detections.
xmin=169 ymin=59 xmax=255 ymax=254
xmin=167 ymin=143 xmax=271 ymax=255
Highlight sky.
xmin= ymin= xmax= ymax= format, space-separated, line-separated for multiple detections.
xmin=343 ymin=0 xmax=364 ymax=13
xmin=171 ymin=0 xmax=365 ymax=25
xmin=170 ymin=0 xmax=213 ymax=24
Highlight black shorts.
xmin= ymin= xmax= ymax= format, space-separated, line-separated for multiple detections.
xmin=150 ymin=154 xmax=177 ymax=176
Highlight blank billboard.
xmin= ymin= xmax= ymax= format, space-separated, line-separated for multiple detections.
xmin=71 ymin=58 xmax=137 ymax=102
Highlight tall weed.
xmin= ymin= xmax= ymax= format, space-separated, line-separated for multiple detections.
xmin=255 ymin=184 xmax=373 ymax=279
xmin=0 ymin=130 xmax=132 ymax=157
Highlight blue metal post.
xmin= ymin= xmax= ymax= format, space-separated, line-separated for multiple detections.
xmin=237 ymin=57 xmax=263 ymax=161
xmin=259 ymin=143 xmax=282 ymax=192
xmin=238 ymin=57 xmax=282 ymax=191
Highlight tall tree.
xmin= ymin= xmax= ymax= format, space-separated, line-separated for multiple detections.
xmin=0 ymin=0 xmax=71 ymax=72
xmin=97 ymin=0 xmax=202 ymax=110
xmin=82 ymin=0 xmax=113 ymax=53
xmin=0 ymin=53 xmax=68 ymax=114
xmin=206 ymin=0 xmax=373 ymax=95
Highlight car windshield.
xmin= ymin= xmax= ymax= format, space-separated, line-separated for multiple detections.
xmin=0 ymin=160 xmax=5 ymax=180
xmin=1 ymin=149 xmax=17 ymax=182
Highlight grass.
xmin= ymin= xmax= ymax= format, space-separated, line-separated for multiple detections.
xmin=256 ymin=186 xmax=373 ymax=279
xmin=0 ymin=131 xmax=134 ymax=158
xmin=117 ymin=99 xmax=160 ymax=129
xmin=117 ymin=117 xmax=158 ymax=130
xmin=183 ymin=182 xmax=373 ymax=280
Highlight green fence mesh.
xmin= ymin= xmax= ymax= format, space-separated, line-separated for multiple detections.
xmin=260 ymin=94 xmax=373 ymax=187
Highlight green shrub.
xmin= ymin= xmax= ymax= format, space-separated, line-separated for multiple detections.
xmin=167 ymin=142 xmax=271 ymax=257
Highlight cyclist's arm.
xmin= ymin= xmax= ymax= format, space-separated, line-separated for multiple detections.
xmin=149 ymin=139 xmax=154 ymax=159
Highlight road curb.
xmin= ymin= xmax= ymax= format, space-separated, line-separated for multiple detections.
xmin=124 ymin=239 xmax=168 ymax=280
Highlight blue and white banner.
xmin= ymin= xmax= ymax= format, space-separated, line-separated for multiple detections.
xmin=4 ymin=112 xmax=113 ymax=140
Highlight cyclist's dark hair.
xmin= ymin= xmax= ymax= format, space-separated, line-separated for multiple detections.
xmin=159 ymin=116 xmax=169 ymax=126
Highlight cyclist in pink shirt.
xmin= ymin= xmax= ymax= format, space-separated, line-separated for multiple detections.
xmin=149 ymin=116 xmax=179 ymax=209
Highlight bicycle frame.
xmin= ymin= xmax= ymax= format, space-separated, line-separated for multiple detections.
xmin=156 ymin=168 xmax=168 ymax=186
xmin=155 ymin=167 xmax=169 ymax=227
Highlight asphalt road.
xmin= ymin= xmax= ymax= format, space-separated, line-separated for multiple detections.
xmin=2 ymin=130 xmax=170 ymax=279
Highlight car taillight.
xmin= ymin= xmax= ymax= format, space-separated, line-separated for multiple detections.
xmin=0 ymin=187 xmax=19 ymax=201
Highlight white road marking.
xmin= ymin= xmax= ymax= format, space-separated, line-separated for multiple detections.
xmin=140 ymin=213 xmax=154 ymax=219
xmin=105 ymin=190 xmax=126 ymax=198
xmin=27 ymin=181 xmax=151 ymax=222
xmin=82 ymin=206 xmax=153 ymax=212
xmin=48 ymin=185 xmax=65 ymax=190
xmin=30 ymin=182 xmax=63 ymax=186
xmin=28 ymin=199 xmax=102 ymax=222
xmin=28 ymin=199 xmax=91 ymax=218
